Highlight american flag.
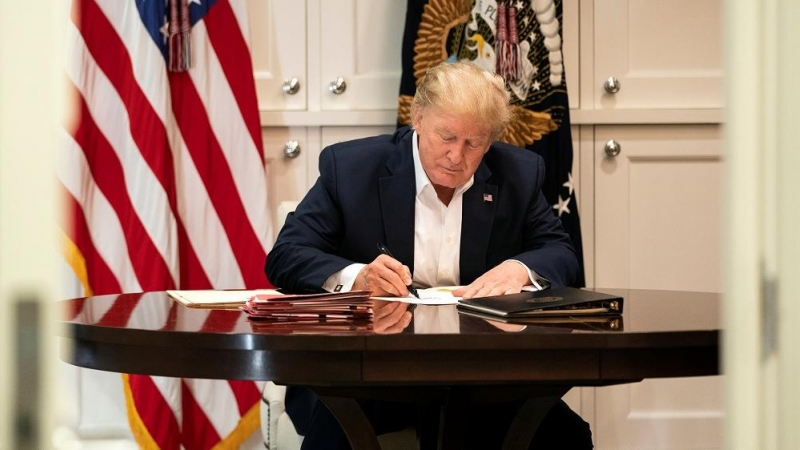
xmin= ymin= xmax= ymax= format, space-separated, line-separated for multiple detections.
xmin=59 ymin=0 xmax=273 ymax=448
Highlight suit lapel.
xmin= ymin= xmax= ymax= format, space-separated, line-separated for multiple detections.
xmin=379 ymin=145 xmax=417 ymax=272
xmin=460 ymin=162 xmax=497 ymax=284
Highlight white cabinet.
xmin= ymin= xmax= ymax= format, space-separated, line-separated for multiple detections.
xmin=249 ymin=0 xmax=404 ymax=114
xmin=319 ymin=0 xmax=406 ymax=111
xmin=589 ymin=125 xmax=724 ymax=449
xmin=592 ymin=0 xmax=724 ymax=109
xmin=321 ymin=126 xmax=397 ymax=150
xmin=263 ymin=126 xmax=397 ymax=232
xmin=249 ymin=0 xmax=307 ymax=111
xmin=262 ymin=127 xmax=312 ymax=233
xmin=594 ymin=125 xmax=724 ymax=292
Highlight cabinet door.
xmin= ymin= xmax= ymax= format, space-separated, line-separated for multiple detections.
xmin=594 ymin=125 xmax=723 ymax=292
xmin=320 ymin=126 xmax=397 ymax=149
xmin=263 ymin=127 xmax=311 ymax=235
xmin=593 ymin=124 xmax=723 ymax=449
xmin=319 ymin=0 xmax=405 ymax=110
xmin=593 ymin=0 xmax=723 ymax=109
xmin=248 ymin=0 xmax=307 ymax=111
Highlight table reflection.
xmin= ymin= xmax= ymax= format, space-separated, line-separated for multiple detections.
xmin=63 ymin=289 xmax=720 ymax=337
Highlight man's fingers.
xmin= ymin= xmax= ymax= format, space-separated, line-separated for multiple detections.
xmin=371 ymin=256 xmax=413 ymax=296
xmin=376 ymin=254 xmax=413 ymax=286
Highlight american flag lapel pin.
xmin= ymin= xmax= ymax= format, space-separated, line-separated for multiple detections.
xmin=483 ymin=193 xmax=493 ymax=202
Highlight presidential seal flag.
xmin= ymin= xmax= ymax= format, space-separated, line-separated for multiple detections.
xmin=399 ymin=0 xmax=585 ymax=286
xmin=60 ymin=0 xmax=273 ymax=448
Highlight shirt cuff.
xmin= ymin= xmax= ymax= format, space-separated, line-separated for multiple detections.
xmin=506 ymin=259 xmax=550 ymax=291
xmin=322 ymin=263 xmax=367 ymax=292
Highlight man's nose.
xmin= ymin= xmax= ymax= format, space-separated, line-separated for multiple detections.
xmin=446 ymin=143 xmax=466 ymax=164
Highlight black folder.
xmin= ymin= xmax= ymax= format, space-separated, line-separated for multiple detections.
xmin=457 ymin=287 xmax=623 ymax=318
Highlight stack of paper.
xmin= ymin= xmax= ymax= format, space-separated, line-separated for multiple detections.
xmin=241 ymin=290 xmax=373 ymax=323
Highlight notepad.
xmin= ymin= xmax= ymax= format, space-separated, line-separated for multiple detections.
xmin=167 ymin=289 xmax=282 ymax=308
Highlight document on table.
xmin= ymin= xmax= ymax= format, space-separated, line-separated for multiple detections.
xmin=372 ymin=286 xmax=462 ymax=305
xmin=167 ymin=289 xmax=282 ymax=308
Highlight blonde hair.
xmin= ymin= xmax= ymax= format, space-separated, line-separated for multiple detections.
xmin=411 ymin=61 xmax=511 ymax=141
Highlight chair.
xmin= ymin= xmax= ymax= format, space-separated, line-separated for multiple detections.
xmin=261 ymin=201 xmax=414 ymax=449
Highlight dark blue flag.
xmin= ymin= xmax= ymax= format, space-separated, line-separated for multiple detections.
xmin=398 ymin=0 xmax=585 ymax=287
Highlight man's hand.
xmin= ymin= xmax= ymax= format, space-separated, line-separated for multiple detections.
xmin=353 ymin=254 xmax=413 ymax=297
xmin=371 ymin=300 xmax=413 ymax=334
xmin=452 ymin=261 xmax=529 ymax=299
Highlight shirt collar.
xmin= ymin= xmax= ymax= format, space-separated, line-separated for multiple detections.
xmin=412 ymin=130 xmax=474 ymax=198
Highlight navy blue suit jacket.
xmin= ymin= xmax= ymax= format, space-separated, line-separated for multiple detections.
xmin=265 ymin=127 xmax=578 ymax=292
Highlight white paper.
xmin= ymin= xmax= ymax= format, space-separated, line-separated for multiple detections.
xmin=372 ymin=286 xmax=462 ymax=305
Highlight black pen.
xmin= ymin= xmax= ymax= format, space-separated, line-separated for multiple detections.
xmin=376 ymin=243 xmax=420 ymax=299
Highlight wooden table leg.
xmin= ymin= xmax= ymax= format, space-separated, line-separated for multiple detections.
xmin=501 ymin=388 xmax=570 ymax=450
xmin=317 ymin=395 xmax=382 ymax=450
xmin=436 ymin=391 xmax=468 ymax=450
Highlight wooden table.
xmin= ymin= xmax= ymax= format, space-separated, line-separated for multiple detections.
xmin=60 ymin=289 xmax=720 ymax=450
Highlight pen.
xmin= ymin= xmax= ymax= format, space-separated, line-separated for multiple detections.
xmin=376 ymin=243 xmax=420 ymax=299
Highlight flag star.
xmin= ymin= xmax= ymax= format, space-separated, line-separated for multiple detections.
xmin=160 ymin=19 xmax=169 ymax=43
xmin=553 ymin=195 xmax=571 ymax=217
xmin=516 ymin=1 xmax=524 ymax=9
xmin=563 ymin=172 xmax=574 ymax=196
xmin=529 ymin=30 xmax=538 ymax=41
xmin=532 ymin=65 xmax=539 ymax=75
xmin=532 ymin=80 xmax=541 ymax=91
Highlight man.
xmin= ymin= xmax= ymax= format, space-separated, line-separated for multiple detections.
xmin=266 ymin=61 xmax=591 ymax=449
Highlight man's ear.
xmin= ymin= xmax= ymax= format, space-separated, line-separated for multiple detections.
xmin=411 ymin=110 xmax=422 ymax=131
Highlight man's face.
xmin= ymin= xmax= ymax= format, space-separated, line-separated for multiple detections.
xmin=414 ymin=108 xmax=492 ymax=190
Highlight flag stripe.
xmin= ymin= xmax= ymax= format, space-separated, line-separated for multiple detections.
xmin=129 ymin=374 xmax=182 ymax=450
xmin=203 ymin=0 xmax=263 ymax=163
xmin=184 ymin=20 xmax=271 ymax=254
xmin=59 ymin=132 xmax=142 ymax=292
xmin=181 ymin=382 xmax=224 ymax=449
xmin=73 ymin=0 xmax=177 ymax=207
xmin=181 ymin=17 xmax=272 ymax=287
xmin=228 ymin=380 xmax=263 ymax=417
xmin=74 ymin=0 xmax=220 ymax=290
xmin=95 ymin=0 xmax=241 ymax=289
xmin=65 ymin=24 xmax=180 ymax=286
xmin=185 ymin=378 xmax=239 ymax=441
xmin=70 ymin=90 xmax=175 ymax=291
xmin=61 ymin=187 xmax=122 ymax=295
xmin=168 ymin=71 xmax=267 ymax=288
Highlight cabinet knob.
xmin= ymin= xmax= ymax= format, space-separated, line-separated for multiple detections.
xmin=328 ymin=77 xmax=347 ymax=95
xmin=282 ymin=77 xmax=300 ymax=95
xmin=603 ymin=77 xmax=621 ymax=94
xmin=604 ymin=139 xmax=621 ymax=157
xmin=283 ymin=140 xmax=301 ymax=159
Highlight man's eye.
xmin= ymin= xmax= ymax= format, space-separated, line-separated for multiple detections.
xmin=440 ymin=136 xmax=455 ymax=142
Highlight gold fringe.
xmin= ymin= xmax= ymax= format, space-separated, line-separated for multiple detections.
xmin=500 ymin=105 xmax=558 ymax=147
xmin=122 ymin=374 xmax=161 ymax=450
xmin=397 ymin=94 xmax=414 ymax=126
xmin=59 ymin=229 xmax=93 ymax=297
xmin=211 ymin=402 xmax=262 ymax=450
